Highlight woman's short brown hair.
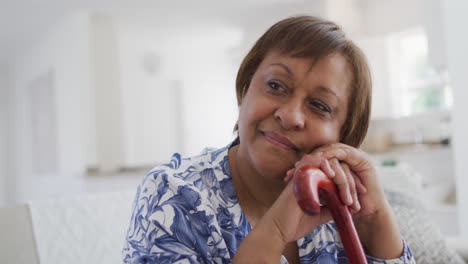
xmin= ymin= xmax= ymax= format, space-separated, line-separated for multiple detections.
xmin=234 ymin=15 xmax=372 ymax=147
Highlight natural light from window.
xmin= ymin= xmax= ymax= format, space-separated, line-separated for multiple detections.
xmin=388 ymin=28 xmax=452 ymax=117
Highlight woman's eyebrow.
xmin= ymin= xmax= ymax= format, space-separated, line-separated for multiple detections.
xmin=317 ymin=85 xmax=337 ymax=97
xmin=270 ymin=63 xmax=293 ymax=76
xmin=317 ymin=85 xmax=341 ymax=103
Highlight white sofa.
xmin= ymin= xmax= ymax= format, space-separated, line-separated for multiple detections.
xmin=1 ymin=166 xmax=467 ymax=264
xmin=0 ymin=190 xmax=135 ymax=264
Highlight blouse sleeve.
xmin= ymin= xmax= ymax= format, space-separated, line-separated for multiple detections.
xmin=366 ymin=240 xmax=416 ymax=264
xmin=122 ymin=169 xmax=212 ymax=264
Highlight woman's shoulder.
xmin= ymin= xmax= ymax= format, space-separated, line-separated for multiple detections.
xmin=138 ymin=144 xmax=232 ymax=195
xmin=131 ymin=143 xmax=238 ymax=224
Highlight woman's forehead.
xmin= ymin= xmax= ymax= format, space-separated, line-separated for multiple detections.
xmin=261 ymin=51 xmax=351 ymax=83
xmin=262 ymin=50 xmax=346 ymax=67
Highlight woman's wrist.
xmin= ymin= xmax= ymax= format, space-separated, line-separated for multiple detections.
xmin=356 ymin=202 xmax=404 ymax=259
xmin=233 ymin=216 xmax=287 ymax=263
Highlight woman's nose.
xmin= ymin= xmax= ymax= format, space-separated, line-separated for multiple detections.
xmin=274 ymin=100 xmax=305 ymax=130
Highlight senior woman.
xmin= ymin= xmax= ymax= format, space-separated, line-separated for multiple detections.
xmin=122 ymin=15 xmax=415 ymax=264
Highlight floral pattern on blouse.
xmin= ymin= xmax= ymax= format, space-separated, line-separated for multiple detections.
xmin=122 ymin=143 xmax=415 ymax=264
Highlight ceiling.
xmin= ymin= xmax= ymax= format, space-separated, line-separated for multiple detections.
xmin=0 ymin=0 xmax=321 ymax=66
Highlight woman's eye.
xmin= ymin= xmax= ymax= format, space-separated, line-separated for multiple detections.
xmin=311 ymin=101 xmax=332 ymax=113
xmin=267 ymin=80 xmax=286 ymax=92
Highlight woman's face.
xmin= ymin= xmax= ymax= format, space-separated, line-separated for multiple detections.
xmin=237 ymin=51 xmax=351 ymax=180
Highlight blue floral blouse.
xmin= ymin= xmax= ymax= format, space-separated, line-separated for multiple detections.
xmin=122 ymin=143 xmax=415 ymax=263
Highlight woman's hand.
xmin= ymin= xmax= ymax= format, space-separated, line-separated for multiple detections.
xmin=265 ymin=169 xmax=333 ymax=244
xmin=296 ymin=143 xmax=385 ymax=219
xmin=294 ymin=143 xmax=404 ymax=259
xmin=261 ymin=149 xmax=366 ymax=245
xmin=235 ymin=143 xmax=403 ymax=262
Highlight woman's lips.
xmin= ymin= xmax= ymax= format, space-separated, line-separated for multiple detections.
xmin=262 ymin=131 xmax=299 ymax=152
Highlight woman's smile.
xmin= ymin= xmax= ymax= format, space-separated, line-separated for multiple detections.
xmin=261 ymin=131 xmax=300 ymax=152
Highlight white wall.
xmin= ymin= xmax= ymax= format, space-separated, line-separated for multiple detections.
xmin=88 ymin=14 xmax=242 ymax=170
xmin=90 ymin=14 xmax=124 ymax=172
xmin=443 ymin=0 xmax=468 ymax=238
xmin=8 ymin=12 xmax=92 ymax=203
xmin=3 ymin=11 xmax=251 ymax=204
xmin=355 ymin=36 xmax=392 ymax=119
xmin=114 ymin=17 xmax=240 ymax=159
xmin=0 ymin=68 xmax=8 ymax=206
xmin=88 ymin=15 xmax=243 ymax=170
xmin=325 ymin=0 xmax=365 ymax=36
xmin=363 ymin=0 xmax=426 ymax=35
xmin=368 ymin=0 xmax=447 ymax=70
xmin=169 ymin=23 xmax=241 ymax=156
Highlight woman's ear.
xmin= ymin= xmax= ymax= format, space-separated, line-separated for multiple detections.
xmin=241 ymin=85 xmax=249 ymax=99
xmin=233 ymin=123 xmax=239 ymax=133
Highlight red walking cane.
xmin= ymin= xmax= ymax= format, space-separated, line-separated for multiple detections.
xmin=293 ymin=166 xmax=368 ymax=264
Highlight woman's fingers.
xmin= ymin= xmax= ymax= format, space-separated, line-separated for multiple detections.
xmin=293 ymin=150 xmax=366 ymax=210
xmin=329 ymin=158 xmax=353 ymax=206
xmin=342 ymin=163 xmax=360 ymax=211
xmin=320 ymin=159 xmax=335 ymax=178
xmin=314 ymin=143 xmax=372 ymax=174
xmin=328 ymin=160 xmax=363 ymax=211
xmin=295 ymin=153 xmax=335 ymax=178
xmin=311 ymin=144 xmax=378 ymax=191
xmin=284 ymin=168 xmax=295 ymax=182
xmin=353 ymin=172 xmax=368 ymax=194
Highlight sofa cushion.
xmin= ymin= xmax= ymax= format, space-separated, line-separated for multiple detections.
xmin=379 ymin=162 xmax=466 ymax=264
xmin=28 ymin=190 xmax=135 ymax=264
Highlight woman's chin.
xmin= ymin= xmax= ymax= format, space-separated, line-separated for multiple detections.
xmin=256 ymin=160 xmax=293 ymax=181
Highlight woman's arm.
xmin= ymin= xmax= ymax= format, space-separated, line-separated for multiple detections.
xmin=233 ymin=165 xmax=336 ymax=263
xmin=233 ymin=214 xmax=286 ymax=263
xmin=354 ymin=201 xmax=404 ymax=259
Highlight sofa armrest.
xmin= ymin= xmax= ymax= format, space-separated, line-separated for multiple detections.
xmin=0 ymin=205 xmax=39 ymax=264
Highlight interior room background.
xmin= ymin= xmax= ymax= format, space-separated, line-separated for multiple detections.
xmin=0 ymin=0 xmax=467 ymax=239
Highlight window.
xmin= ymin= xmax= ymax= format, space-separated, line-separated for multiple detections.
xmin=388 ymin=28 xmax=452 ymax=116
